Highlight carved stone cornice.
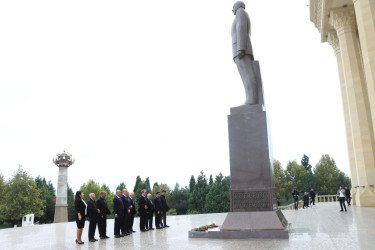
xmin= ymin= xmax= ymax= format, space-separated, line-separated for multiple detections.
xmin=327 ymin=30 xmax=341 ymax=56
xmin=330 ymin=7 xmax=356 ymax=33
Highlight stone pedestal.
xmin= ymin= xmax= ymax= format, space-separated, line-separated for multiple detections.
xmin=54 ymin=167 xmax=68 ymax=223
xmin=352 ymin=186 xmax=375 ymax=207
xmin=209 ymin=105 xmax=288 ymax=239
xmin=54 ymin=204 xmax=68 ymax=223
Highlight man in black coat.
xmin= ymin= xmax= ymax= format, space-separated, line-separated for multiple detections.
xmin=160 ymin=190 xmax=170 ymax=227
xmin=310 ymin=188 xmax=316 ymax=206
xmin=96 ymin=191 xmax=111 ymax=239
xmin=113 ymin=190 xmax=125 ymax=238
xmin=120 ymin=189 xmax=130 ymax=236
xmin=129 ymin=192 xmax=136 ymax=232
xmin=345 ymin=186 xmax=351 ymax=206
xmin=292 ymin=188 xmax=299 ymax=210
xmin=87 ymin=193 xmax=100 ymax=242
xmin=154 ymin=192 xmax=162 ymax=229
xmin=138 ymin=189 xmax=148 ymax=232
xmin=122 ymin=189 xmax=132 ymax=234
xmin=146 ymin=193 xmax=155 ymax=230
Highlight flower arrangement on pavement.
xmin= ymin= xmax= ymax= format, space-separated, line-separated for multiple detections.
xmin=192 ymin=223 xmax=219 ymax=232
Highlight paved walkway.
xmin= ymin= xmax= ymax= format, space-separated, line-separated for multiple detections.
xmin=0 ymin=202 xmax=374 ymax=249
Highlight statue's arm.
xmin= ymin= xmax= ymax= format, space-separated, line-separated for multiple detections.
xmin=236 ymin=9 xmax=248 ymax=55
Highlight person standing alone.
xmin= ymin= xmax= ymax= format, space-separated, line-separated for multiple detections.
xmin=309 ymin=188 xmax=316 ymax=206
xmin=338 ymin=186 xmax=347 ymax=212
xmin=345 ymin=186 xmax=351 ymax=206
xmin=292 ymin=188 xmax=299 ymax=210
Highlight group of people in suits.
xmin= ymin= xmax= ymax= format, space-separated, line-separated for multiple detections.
xmin=137 ymin=189 xmax=170 ymax=232
xmin=74 ymin=191 xmax=111 ymax=244
xmin=292 ymin=187 xmax=317 ymax=210
xmin=113 ymin=189 xmax=136 ymax=237
xmin=74 ymin=189 xmax=170 ymax=244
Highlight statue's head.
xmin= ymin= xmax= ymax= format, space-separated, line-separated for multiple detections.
xmin=233 ymin=1 xmax=246 ymax=15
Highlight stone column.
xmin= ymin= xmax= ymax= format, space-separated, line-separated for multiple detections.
xmin=327 ymin=30 xmax=359 ymax=189
xmin=331 ymin=7 xmax=375 ymax=206
xmin=54 ymin=167 xmax=68 ymax=223
xmin=353 ymin=0 xmax=375 ymax=131
xmin=353 ymin=0 xmax=375 ymax=201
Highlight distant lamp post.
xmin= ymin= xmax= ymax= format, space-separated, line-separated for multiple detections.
xmin=53 ymin=150 xmax=75 ymax=223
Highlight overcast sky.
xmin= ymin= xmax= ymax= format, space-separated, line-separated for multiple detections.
xmin=0 ymin=0 xmax=349 ymax=193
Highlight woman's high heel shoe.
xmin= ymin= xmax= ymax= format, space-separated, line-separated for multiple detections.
xmin=75 ymin=240 xmax=84 ymax=245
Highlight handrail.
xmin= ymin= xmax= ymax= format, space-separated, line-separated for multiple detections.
xmin=278 ymin=194 xmax=339 ymax=210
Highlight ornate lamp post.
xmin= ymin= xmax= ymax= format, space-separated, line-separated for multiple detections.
xmin=53 ymin=150 xmax=75 ymax=223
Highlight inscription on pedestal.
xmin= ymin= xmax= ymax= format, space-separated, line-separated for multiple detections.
xmin=231 ymin=190 xmax=272 ymax=211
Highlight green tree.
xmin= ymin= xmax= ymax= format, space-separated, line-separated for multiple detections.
xmin=152 ymin=183 xmax=160 ymax=197
xmin=67 ymin=185 xmax=75 ymax=222
xmin=189 ymin=175 xmax=196 ymax=192
xmin=301 ymin=154 xmax=312 ymax=171
xmin=80 ymin=179 xmax=101 ymax=202
xmin=188 ymin=170 xmax=208 ymax=213
xmin=0 ymin=167 xmax=45 ymax=226
xmin=314 ymin=154 xmax=340 ymax=195
xmin=105 ymin=192 xmax=115 ymax=219
xmin=336 ymin=171 xmax=351 ymax=190
xmin=169 ymin=183 xmax=189 ymax=215
xmin=285 ymin=160 xmax=306 ymax=195
xmin=145 ymin=177 xmax=151 ymax=191
xmin=35 ymin=176 xmax=55 ymax=223
xmin=273 ymin=160 xmax=288 ymax=204
xmin=0 ymin=174 xmax=5 ymax=224
xmin=300 ymin=155 xmax=317 ymax=192
xmin=209 ymin=175 xmax=213 ymax=186
xmin=203 ymin=173 xmax=230 ymax=213
xmin=133 ymin=176 xmax=142 ymax=193
xmin=101 ymin=183 xmax=111 ymax=194
xmin=116 ymin=182 xmax=126 ymax=192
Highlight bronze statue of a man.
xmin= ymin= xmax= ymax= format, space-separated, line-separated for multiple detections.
xmin=232 ymin=1 xmax=258 ymax=105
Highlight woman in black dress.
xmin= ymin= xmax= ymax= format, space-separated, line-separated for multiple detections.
xmin=75 ymin=191 xmax=87 ymax=244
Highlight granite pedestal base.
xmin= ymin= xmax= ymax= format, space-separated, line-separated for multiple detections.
xmin=219 ymin=104 xmax=288 ymax=238
xmin=208 ymin=210 xmax=288 ymax=239
xmin=54 ymin=204 xmax=68 ymax=223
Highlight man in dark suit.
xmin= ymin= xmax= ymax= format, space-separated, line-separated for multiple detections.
xmin=120 ymin=189 xmax=129 ymax=236
xmin=160 ymin=190 xmax=170 ymax=227
xmin=310 ymin=188 xmax=316 ymax=206
xmin=154 ymin=192 xmax=162 ymax=229
xmin=292 ymin=188 xmax=299 ymax=210
xmin=122 ymin=189 xmax=132 ymax=234
xmin=138 ymin=189 xmax=148 ymax=232
xmin=87 ymin=193 xmax=100 ymax=242
xmin=96 ymin=191 xmax=111 ymax=239
xmin=345 ymin=186 xmax=351 ymax=206
xmin=113 ymin=190 xmax=125 ymax=238
xmin=146 ymin=193 xmax=155 ymax=230
xmin=129 ymin=192 xmax=136 ymax=232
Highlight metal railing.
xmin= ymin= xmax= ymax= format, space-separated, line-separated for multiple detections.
xmin=278 ymin=195 xmax=338 ymax=210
